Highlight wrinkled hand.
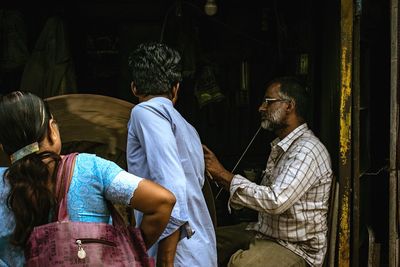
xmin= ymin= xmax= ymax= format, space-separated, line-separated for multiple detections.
xmin=203 ymin=145 xmax=234 ymax=189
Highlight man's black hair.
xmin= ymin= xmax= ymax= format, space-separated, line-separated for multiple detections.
xmin=128 ymin=42 xmax=182 ymax=96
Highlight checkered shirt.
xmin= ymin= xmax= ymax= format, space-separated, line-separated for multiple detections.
xmin=229 ymin=123 xmax=333 ymax=267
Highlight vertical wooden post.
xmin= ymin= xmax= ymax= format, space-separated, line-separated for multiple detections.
xmin=389 ymin=0 xmax=399 ymax=266
xmin=352 ymin=0 xmax=361 ymax=266
xmin=338 ymin=0 xmax=353 ymax=266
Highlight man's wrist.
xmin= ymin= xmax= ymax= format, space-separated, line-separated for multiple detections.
xmin=218 ymin=171 xmax=234 ymax=189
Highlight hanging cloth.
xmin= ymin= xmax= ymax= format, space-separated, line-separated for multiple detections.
xmin=20 ymin=16 xmax=77 ymax=98
xmin=0 ymin=9 xmax=29 ymax=71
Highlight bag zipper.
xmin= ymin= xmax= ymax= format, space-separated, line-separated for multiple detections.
xmin=77 ymin=238 xmax=117 ymax=246
xmin=75 ymin=239 xmax=117 ymax=259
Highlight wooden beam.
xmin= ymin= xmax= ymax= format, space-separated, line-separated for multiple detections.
xmin=389 ymin=0 xmax=399 ymax=266
xmin=338 ymin=0 xmax=353 ymax=266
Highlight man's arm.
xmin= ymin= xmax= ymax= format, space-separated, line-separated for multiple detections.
xmin=203 ymin=144 xmax=319 ymax=214
xmin=232 ymin=151 xmax=319 ymax=214
xmin=156 ymin=230 xmax=180 ymax=267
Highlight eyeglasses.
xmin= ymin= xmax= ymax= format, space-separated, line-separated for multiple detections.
xmin=262 ymin=98 xmax=289 ymax=106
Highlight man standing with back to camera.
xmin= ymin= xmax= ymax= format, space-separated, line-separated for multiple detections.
xmin=127 ymin=42 xmax=217 ymax=267
xmin=203 ymin=77 xmax=333 ymax=267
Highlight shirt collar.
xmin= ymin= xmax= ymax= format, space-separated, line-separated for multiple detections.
xmin=148 ymin=96 xmax=173 ymax=106
xmin=270 ymin=123 xmax=308 ymax=152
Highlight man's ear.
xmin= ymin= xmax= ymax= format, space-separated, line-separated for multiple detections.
xmin=131 ymin=81 xmax=138 ymax=96
xmin=172 ymin=82 xmax=180 ymax=104
xmin=286 ymin=99 xmax=296 ymax=113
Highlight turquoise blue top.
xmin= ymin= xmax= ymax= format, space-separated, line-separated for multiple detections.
xmin=0 ymin=153 xmax=142 ymax=266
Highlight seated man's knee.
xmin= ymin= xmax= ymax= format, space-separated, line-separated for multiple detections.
xmin=228 ymin=239 xmax=308 ymax=267
xmin=216 ymin=223 xmax=254 ymax=266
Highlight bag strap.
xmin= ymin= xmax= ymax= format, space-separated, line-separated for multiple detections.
xmin=56 ymin=153 xmax=78 ymax=221
xmin=107 ymin=202 xmax=131 ymax=228
xmin=55 ymin=152 xmax=127 ymax=228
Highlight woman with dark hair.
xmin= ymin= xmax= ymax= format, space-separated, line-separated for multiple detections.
xmin=0 ymin=91 xmax=176 ymax=266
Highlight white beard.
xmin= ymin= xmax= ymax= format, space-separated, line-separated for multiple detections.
xmin=260 ymin=108 xmax=286 ymax=131
xmin=261 ymin=119 xmax=271 ymax=130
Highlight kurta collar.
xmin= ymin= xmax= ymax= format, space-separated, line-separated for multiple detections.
xmin=147 ymin=96 xmax=173 ymax=106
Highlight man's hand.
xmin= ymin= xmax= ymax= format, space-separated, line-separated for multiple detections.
xmin=203 ymin=145 xmax=234 ymax=189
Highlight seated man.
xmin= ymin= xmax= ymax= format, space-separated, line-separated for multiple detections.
xmin=204 ymin=77 xmax=333 ymax=267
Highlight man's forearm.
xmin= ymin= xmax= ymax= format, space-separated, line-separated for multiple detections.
xmin=156 ymin=229 xmax=180 ymax=267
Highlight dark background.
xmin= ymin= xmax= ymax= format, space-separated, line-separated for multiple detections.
xmin=0 ymin=0 xmax=392 ymax=265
